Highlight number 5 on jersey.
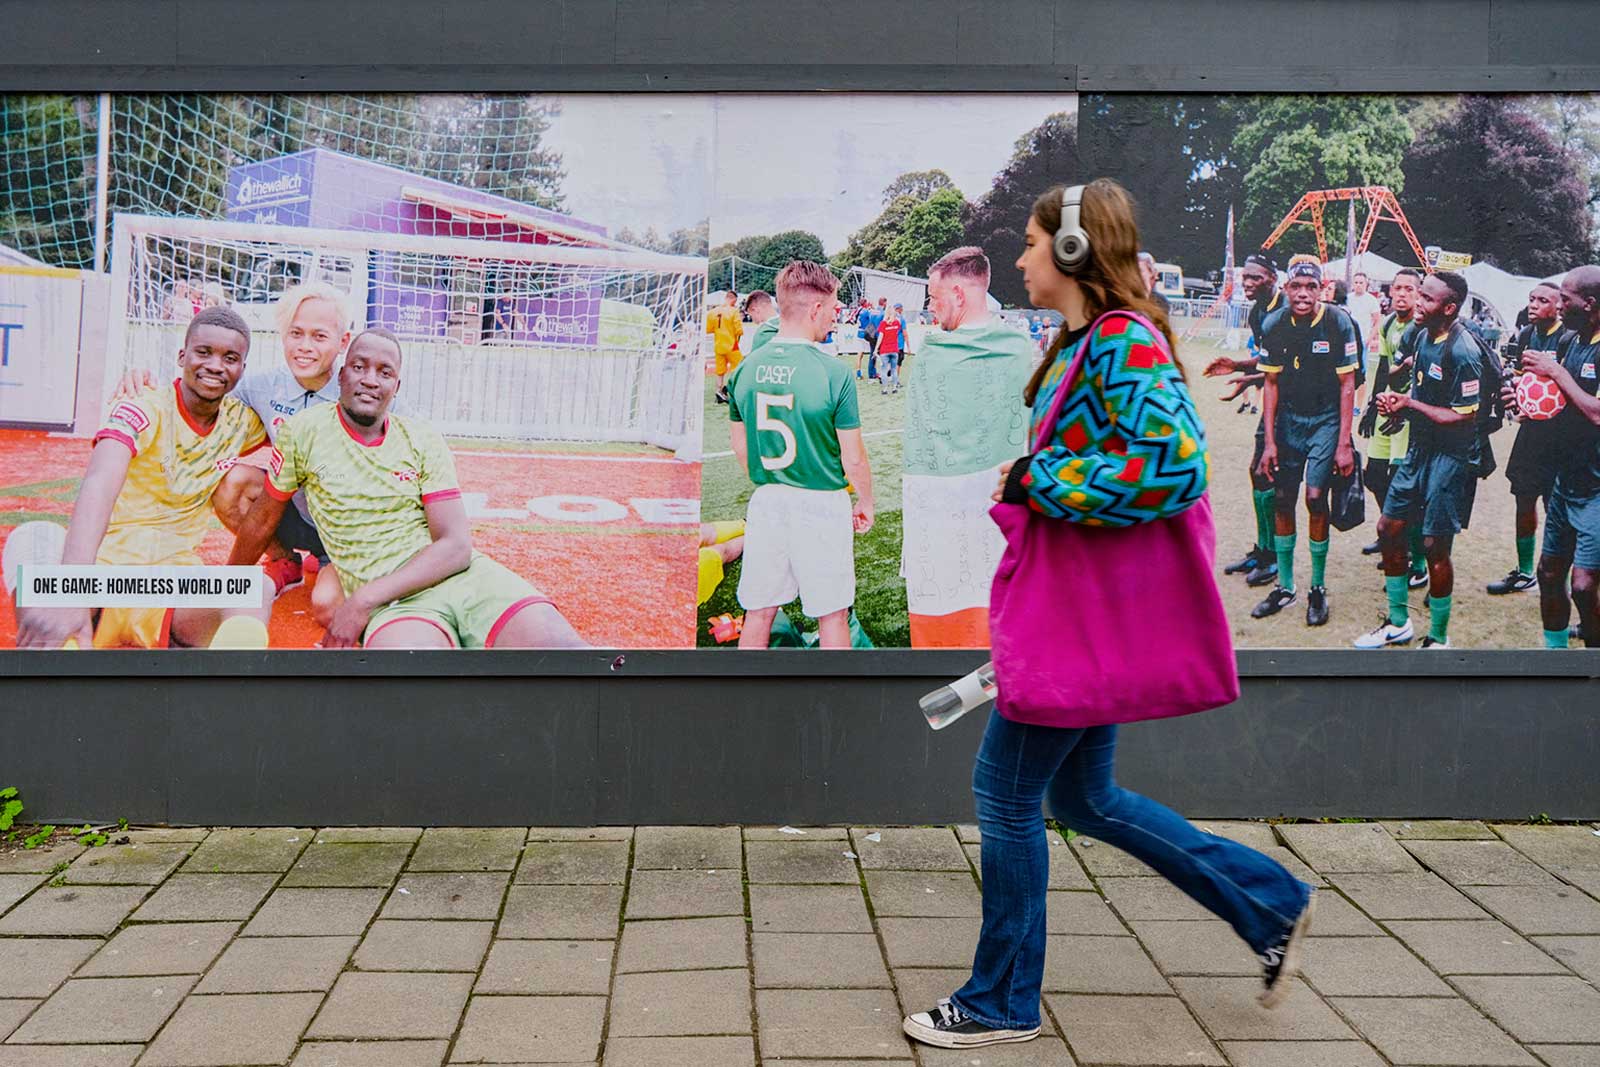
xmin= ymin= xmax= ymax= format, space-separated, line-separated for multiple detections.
xmin=756 ymin=393 xmax=796 ymax=471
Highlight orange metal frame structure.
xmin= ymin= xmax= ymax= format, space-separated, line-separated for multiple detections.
xmin=1260 ymin=185 xmax=1428 ymax=267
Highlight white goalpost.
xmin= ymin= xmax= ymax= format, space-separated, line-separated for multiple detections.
xmin=104 ymin=214 xmax=708 ymax=455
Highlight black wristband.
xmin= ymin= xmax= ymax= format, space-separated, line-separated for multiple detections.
xmin=1001 ymin=455 xmax=1033 ymax=504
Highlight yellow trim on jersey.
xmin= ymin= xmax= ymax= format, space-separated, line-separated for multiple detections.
xmin=1259 ymin=364 xmax=1284 ymax=374
xmin=1452 ymin=404 xmax=1480 ymax=415
xmin=1335 ymin=364 xmax=1358 ymax=374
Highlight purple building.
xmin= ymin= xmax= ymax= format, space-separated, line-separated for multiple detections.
xmin=225 ymin=149 xmax=610 ymax=345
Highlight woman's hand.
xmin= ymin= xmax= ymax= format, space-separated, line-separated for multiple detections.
xmin=993 ymin=460 xmax=1015 ymax=503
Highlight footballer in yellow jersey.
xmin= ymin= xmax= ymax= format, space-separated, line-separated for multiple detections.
xmin=229 ymin=328 xmax=588 ymax=649
xmin=14 ymin=307 xmax=272 ymax=649
xmin=707 ymin=289 xmax=745 ymax=401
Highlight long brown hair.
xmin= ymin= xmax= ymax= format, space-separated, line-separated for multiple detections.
xmin=1023 ymin=178 xmax=1183 ymax=406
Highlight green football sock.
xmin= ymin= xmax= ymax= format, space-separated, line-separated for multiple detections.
xmin=1517 ymin=535 xmax=1536 ymax=575
xmin=1409 ymin=527 xmax=1427 ymax=575
xmin=1544 ymin=628 xmax=1570 ymax=649
xmin=1274 ymin=534 xmax=1296 ymax=592
xmin=1386 ymin=575 xmax=1410 ymax=626
xmin=1429 ymin=595 xmax=1453 ymax=643
xmin=1253 ymin=490 xmax=1276 ymax=551
xmin=1309 ymin=537 xmax=1329 ymax=587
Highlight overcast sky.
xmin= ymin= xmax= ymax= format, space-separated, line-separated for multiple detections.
xmin=711 ymin=94 xmax=1078 ymax=253
xmin=543 ymin=95 xmax=714 ymax=240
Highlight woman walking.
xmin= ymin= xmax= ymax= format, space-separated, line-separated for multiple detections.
xmin=903 ymin=179 xmax=1316 ymax=1050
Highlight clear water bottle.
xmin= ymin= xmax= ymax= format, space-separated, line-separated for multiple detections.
xmin=920 ymin=662 xmax=999 ymax=730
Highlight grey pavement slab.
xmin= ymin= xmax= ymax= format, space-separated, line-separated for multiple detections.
xmin=1307 ymin=891 xmax=1386 ymax=936
xmin=956 ymin=824 xmax=981 ymax=843
xmin=281 ymin=842 xmax=412 ymax=887
xmin=0 ymin=1047 xmax=144 ymax=1067
xmin=1173 ymin=976 xmax=1355 ymax=1040
xmin=1403 ymin=840 xmax=1563 ymax=886
xmin=755 ymin=988 xmax=905 ymax=1059
xmin=744 ymin=826 xmax=850 ymax=841
xmin=307 ymin=971 xmax=474 ymax=1040
xmin=8 ymin=975 xmax=196 ymax=1044
xmin=515 ymin=840 xmax=629 ymax=884
xmin=353 ymin=919 xmax=493 ymax=972
xmin=1493 ymin=825 xmax=1600 ymax=870
xmin=1195 ymin=821 xmax=1278 ymax=848
xmin=312 ymin=826 xmax=422 ymax=843
xmin=290 ymin=1041 xmax=447 ymax=1067
xmin=1046 ymin=993 xmax=1225 ymax=1066
xmin=624 ymin=869 xmax=743 ymax=919
xmin=1462 ymin=883 xmax=1600 ymax=934
xmin=1278 ymin=824 xmax=1420 ymax=874
xmin=633 ymin=825 xmax=741 ymax=870
xmin=1047 ymin=889 xmax=1126 ymax=935
xmin=1326 ymin=872 xmax=1490 ymax=920
xmin=1070 ymin=836 xmax=1157 ymax=877
xmin=611 ymin=969 xmax=753 ymax=1037
xmin=476 ymin=939 xmax=614 ymax=994
xmin=0 ymin=874 xmax=43 ymax=916
xmin=619 ymin=916 xmax=748 ymax=973
xmin=196 ymin=935 xmax=356 ymax=993
xmin=1451 ymin=975 xmax=1600 ymax=1043
xmin=1261 ymin=846 xmax=1329 ymax=887
xmin=181 ymin=828 xmax=311 ymax=873
xmin=964 ymin=841 xmax=1096 ymax=890
xmin=1382 ymin=820 xmax=1496 ymax=840
xmin=497 ymin=883 xmax=621 ymax=939
xmin=1534 ymin=935 xmax=1600 ymax=982
xmin=0 ymin=884 xmax=148 ymax=935
xmin=139 ymin=992 xmax=321 ymax=1067
xmin=1042 ymin=934 xmax=1170 ymax=993
xmin=1220 ymin=1041 xmax=1388 ymax=1067
xmin=0 ymin=938 xmax=99 ymax=998
xmin=1387 ymin=919 xmax=1572 ymax=974
xmin=862 ymin=871 xmax=981 ymax=917
xmin=1129 ymin=920 xmax=1259 ymax=975
xmin=62 ymin=843 xmax=191 ymax=885
xmin=603 ymin=1035 xmax=756 ymax=1067
xmin=919 ymin=1038 xmax=1078 ymax=1065
xmin=850 ymin=827 xmax=967 ymax=871
xmin=749 ymin=884 xmax=872 ymax=934
xmin=381 ymin=872 xmax=509 ymax=921
xmin=0 ymin=1001 xmax=36 ymax=1041
xmin=877 ymin=917 xmax=980 ymax=968
xmin=529 ymin=825 xmax=634 ymax=841
xmin=1300 ymin=935 xmax=1455 ymax=996
xmin=243 ymin=887 xmax=386 ymax=936
xmin=890 ymin=968 xmax=969 ymax=1016
xmin=1327 ymin=996 xmax=1539 ymax=1066
xmin=753 ymin=932 xmax=891 ymax=988
xmin=407 ymin=827 xmax=524 ymax=872
xmin=1099 ymin=876 xmax=1213 ymax=921
xmin=449 ymin=994 xmax=607 ymax=1063
xmin=1527 ymin=1048 xmax=1600 ymax=1067
xmin=1554 ymin=866 xmax=1600 ymax=897
xmin=76 ymin=921 xmax=237 ymax=977
xmin=0 ymin=840 xmax=83 ymax=874
xmin=746 ymin=841 xmax=860 ymax=884
xmin=123 ymin=829 xmax=210 ymax=843
xmin=128 ymin=873 xmax=278 ymax=922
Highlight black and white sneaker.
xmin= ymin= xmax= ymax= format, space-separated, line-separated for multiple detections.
xmin=1259 ymin=892 xmax=1316 ymax=1008
xmin=1486 ymin=569 xmax=1536 ymax=595
xmin=714 ymin=388 xmax=729 ymax=405
xmin=1305 ymin=585 xmax=1330 ymax=627
xmin=1251 ymin=586 xmax=1297 ymax=619
xmin=1360 ymin=539 xmax=1382 ymax=555
xmin=1245 ymin=560 xmax=1280 ymax=588
xmin=1225 ymin=547 xmax=1265 ymax=575
xmin=1353 ymin=616 xmax=1413 ymax=649
xmin=1420 ymin=636 xmax=1451 ymax=649
xmin=902 ymin=999 xmax=1040 ymax=1049
xmin=1408 ymin=569 xmax=1429 ymax=589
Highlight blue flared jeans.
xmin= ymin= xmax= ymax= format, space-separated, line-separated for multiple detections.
xmin=950 ymin=710 xmax=1313 ymax=1030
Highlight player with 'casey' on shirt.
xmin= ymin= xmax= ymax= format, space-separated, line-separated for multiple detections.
xmin=227 ymin=328 xmax=588 ymax=649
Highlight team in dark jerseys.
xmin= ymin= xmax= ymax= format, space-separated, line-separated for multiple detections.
xmin=1206 ymin=256 xmax=1600 ymax=649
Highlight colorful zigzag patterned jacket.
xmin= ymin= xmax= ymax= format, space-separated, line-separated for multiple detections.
xmin=1000 ymin=313 xmax=1209 ymax=526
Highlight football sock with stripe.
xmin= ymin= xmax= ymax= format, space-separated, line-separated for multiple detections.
xmin=1517 ymin=535 xmax=1536 ymax=575
xmin=1386 ymin=575 xmax=1410 ymax=626
xmin=1309 ymin=537 xmax=1329 ymax=588
xmin=1253 ymin=490 xmax=1276 ymax=553
xmin=1429 ymin=595 xmax=1453 ymax=643
xmin=1274 ymin=534 xmax=1296 ymax=592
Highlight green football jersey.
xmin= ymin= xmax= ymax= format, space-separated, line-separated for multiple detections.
xmin=728 ymin=337 xmax=860 ymax=491
xmin=748 ymin=316 xmax=779 ymax=355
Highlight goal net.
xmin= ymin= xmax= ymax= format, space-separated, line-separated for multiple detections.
xmin=109 ymin=214 xmax=707 ymax=453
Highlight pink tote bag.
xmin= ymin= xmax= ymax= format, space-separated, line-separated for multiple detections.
xmin=988 ymin=310 xmax=1239 ymax=728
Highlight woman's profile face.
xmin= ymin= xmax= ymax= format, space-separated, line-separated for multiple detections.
xmin=1016 ymin=216 xmax=1070 ymax=311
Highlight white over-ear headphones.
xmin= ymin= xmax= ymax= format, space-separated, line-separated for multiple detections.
xmin=1053 ymin=184 xmax=1090 ymax=274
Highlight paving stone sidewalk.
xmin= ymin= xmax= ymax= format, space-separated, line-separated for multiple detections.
xmin=1 ymin=820 xmax=1598 ymax=1066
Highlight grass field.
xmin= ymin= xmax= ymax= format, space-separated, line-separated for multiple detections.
xmin=698 ymin=318 xmax=1563 ymax=651
xmin=1 ymin=428 xmax=700 ymax=649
